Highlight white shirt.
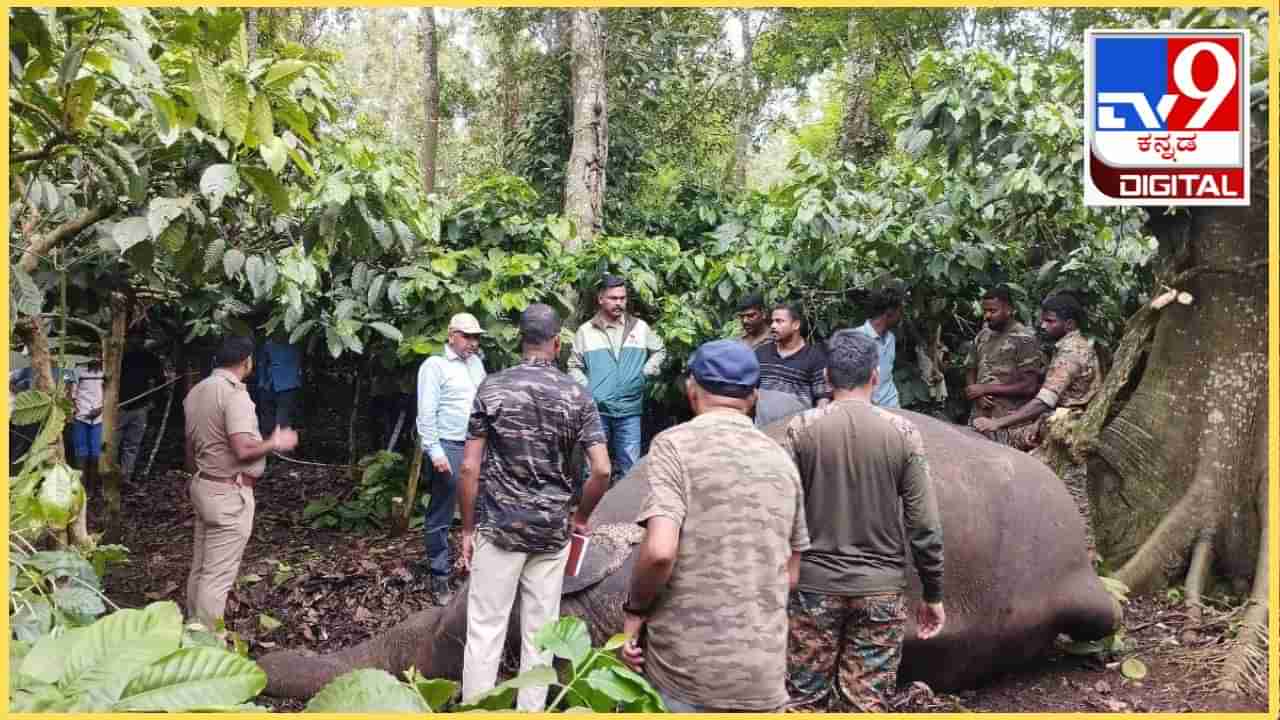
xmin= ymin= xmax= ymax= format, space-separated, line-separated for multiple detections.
xmin=416 ymin=345 xmax=486 ymax=461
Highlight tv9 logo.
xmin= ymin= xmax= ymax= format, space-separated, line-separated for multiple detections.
xmin=1085 ymin=29 xmax=1249 ymax=206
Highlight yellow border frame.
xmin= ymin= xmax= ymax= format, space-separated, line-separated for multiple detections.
xmin=0 ymin=2 xmax=1274 ymax=719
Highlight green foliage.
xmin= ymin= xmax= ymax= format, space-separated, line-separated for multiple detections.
xmin=302 ymin=451 xmax=420 ymax=532
xmin=305 ymin=617 xmax=664 ymax=713
xmin=9 ymin=601 xmax=267 ymax=712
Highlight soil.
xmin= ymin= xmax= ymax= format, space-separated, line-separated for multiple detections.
xmin=99 ymin=436 xmax=1266 ymax=713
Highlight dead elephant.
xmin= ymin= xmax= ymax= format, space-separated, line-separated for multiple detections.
xmin=259 ymin=409 xmax=1120 ymax=699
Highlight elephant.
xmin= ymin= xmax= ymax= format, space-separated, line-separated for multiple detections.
xmin=259 ymin=409 xmax=1120 ymax=700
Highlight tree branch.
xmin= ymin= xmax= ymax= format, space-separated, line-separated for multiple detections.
xmin=17 ymin=203 xmax=113 ymax=274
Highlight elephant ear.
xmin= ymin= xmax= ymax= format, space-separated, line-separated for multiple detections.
xmin=562 ymin=524 xmax=642 ymax=595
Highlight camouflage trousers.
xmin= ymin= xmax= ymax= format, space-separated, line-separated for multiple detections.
xmin=785 ymin=591 xmax=907 ymax=713
xmin=1050 ymin=459 xmax=1095 ymax=556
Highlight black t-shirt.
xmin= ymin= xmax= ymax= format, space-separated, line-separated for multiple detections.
xmin=120 ymin=350 xmax=165 ymax=405
xmin=755 ymin=342 xmax=832 ymax=407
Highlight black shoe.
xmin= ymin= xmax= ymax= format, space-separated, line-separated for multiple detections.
xmin=431 ymin=576 xmax=453 ymax=606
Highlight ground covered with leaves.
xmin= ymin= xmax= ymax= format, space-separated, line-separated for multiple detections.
xmin=101 ymin=457 xmax=1265 ymax=713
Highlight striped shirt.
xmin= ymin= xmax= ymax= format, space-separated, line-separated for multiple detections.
xmin=754 ymin=342 xmax=831 ymax=408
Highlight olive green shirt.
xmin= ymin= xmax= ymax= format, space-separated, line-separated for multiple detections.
xmin=779 ymin=399 xmax=944 ymax=602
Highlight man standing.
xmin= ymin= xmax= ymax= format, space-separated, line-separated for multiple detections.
xmin=974 ymin=292 xmax=1102 ymax=552
xmin=184 ymin=336 xmax=297 ymax=629
xmin=70 ymin=355 xmax=106 ymax=496
xmin=619 ymin=340 xmax=809 ymax=712
xmin=416 ymin=312 xmax=487 ymax=604
xmin=460 ymin=304 xmax=612 ymax=711
xmin=736 ymin=292 xmax=772 ymax=349
xmin=117 ymin=333 xmax=168 ymax=483
xmin=853 ymin=288 xmax=904 ymax=408
xmin=568 ymin=274 xmax=666 ymax=483
xmin=255 ymin=336 xmax=303 ymax=438
xmin=964 ymin=286 xmax=1044 ymax=445
xmin=755 ymin=302 xmax=831 ymax=409
xmin=781 ymin=330 xmax=945 ymax=712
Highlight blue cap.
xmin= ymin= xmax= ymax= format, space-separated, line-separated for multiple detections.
xmin=688 ymin=340 xmax=760 ymax=398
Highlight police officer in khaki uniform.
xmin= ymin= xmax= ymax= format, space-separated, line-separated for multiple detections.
xmin=184 ymin=336 xmax=298 ymax=629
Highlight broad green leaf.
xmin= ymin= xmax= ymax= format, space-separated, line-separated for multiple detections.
xmin=264 ymin=59 xmax=308 ymax=88
xmin=53 ymin=585 xmax=107 ymax=621
xmin=410 ymin=675 xmax=457 ymax=712
xmin=584 ymin=666 xmax=646 ymax=704
xmin=188 ymin=56 xmax=226 ymax=135
xmin=245 ymin=255 xmax=268 ymax=300
xmin=223 ymin=248 xmax=246 ymax=280
xmin=115 ymin=647 xmax=266 ymax=711
xmin=147 ymin=197 xmax=187 ymax=238
xmin=240 ymin=166 xmax=290 ymax=213
xmin=259 ymin=136 xmax=288 ymax=175
xmin=158 ymin=217 xmax=189 ymax=254
xmin=258 ymin=614 xmax=282 ymax=632
xmin=12 ymin=265 xmax=44 ymax=316
xmin=304 ymin=668 xmax=429 ymax=712
xmin=64 ymin=75 xmax=97 ymax=130
xmin=602 ymin=633 xmax=628 ymax=652
xmin=322 ymin=178 xmax=351 ymax=206
xmin=287 ymin=146 xmax=315 ymax=178
xmin=112 ymin=217 xmax=151 ymax=254
xmin=289 ymin=320 xmax=317 ymax=345
xmin=21 ymin=626 xmax=90 ymax=683
xmin=547 ymin=216 xmax=574 ymax=244
xmin=368 ymin=322 xmax=403 ymax=343
xmin=429 ymin=255 xmax=457 ymax=277
xmin=455 ymin=666 xmax=557 ymax=712
xmin=370 ymin=218 xmax=392 ymax=251
xmin=251 ymin=93 xmax=273 ymax=147
xmin=533 ymin=616 xmax=591 ymax=669
xmin=60 ymin=601 xmax=185 ymax=705
xmin=37 ymin=462 xmax=84 ymax=530
xmin=224 ymin=77 xmax=251 ymax=147
xmin=199 ymin=164 xmax=238 ymax=212
xmin=10 ymin=597 xmax=54 ymax=643
xmin=11 ymin=389 xmax=54 ymax=426
xmin=367 ymin=275 xmax=386 ymax=310
xmin=325 ymin=327 xmax=343 ymax=359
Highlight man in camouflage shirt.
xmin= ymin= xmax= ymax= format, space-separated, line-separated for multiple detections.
xmin=459 ymin=304 xmax=613 ymax=711
xmin=964 ymin=285 xmax=1044 ymax=447
xmin=619 ymin=340 xmax=809 ymax=712
xmin=975 ymin=292 xmax=1103 ymax=552
xmin=781 ymin=330 xmax=945 ymax=713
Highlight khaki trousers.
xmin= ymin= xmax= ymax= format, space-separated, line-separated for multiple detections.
xmin=462 ymin=533 xmax=570 ymax=711
xmin=186 ymin=476 xmax=255 ymax=628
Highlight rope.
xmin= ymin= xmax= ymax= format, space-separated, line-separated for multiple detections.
xmin=141 ymin=384 xmax=175 ymax=479
xmin=268 ymin=452 xmax=351 ymax=469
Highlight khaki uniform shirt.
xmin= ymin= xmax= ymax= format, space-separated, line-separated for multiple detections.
xmin=184 ymin=368 xmax=265 ymax=480
xmin=636 ymin=411 xmax=809 ymax=711
xmin=966 ymin=321 xmax=1045 ymax=421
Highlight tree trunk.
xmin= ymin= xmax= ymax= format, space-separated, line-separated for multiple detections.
xmin=497 ymin=27 xmax=520 ymax=169
xmin=419 ymin=7 xmax=440 ymax=196
xmin=724 ymin=10 xmax=758 ymax=189
xmin=563 ymin=9 xmax=608 ymax=247
xmin=245 ymin=9 xmax=259 ymax=62
xmin=391 ymin=443 xmax=424 ymax=538
xmin=99 ymin=293 xmax=128 ymax=544
xmin=837 ymin=13 xmax=876 ymax=159
xmin=1091 ymin=177 xmax=1266 ymax=592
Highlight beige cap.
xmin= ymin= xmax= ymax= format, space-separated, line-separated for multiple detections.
xmin=448 ymin=312 xmax=486 ymax=335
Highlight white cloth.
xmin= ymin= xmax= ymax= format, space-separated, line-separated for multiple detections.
xmin=73 ymin=368 xmax=105 ymax=424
